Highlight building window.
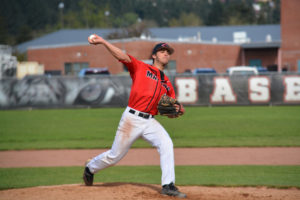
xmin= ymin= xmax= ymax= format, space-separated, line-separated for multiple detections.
xmin=64 ymin=62 xmax=89 ymax=75
xmin=249 ymin=59 xmax=262 ymax=67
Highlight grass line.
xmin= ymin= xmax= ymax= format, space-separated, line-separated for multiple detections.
xmin=0 ymin=166 xmax=299 ymax=190
xmin=0 ymin=106 xmax=300 ymax=150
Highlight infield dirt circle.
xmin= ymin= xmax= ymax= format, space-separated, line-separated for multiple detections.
xmin=1 ymin=148 xmax=300 ymax=200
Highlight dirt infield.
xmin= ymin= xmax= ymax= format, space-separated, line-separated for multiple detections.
xmin=1 ymin=183 xmax=300 ymax=200
xmin=1 ymin=147 xmax=300 ymax=167
xmin=1 ymin=148 xmax=300 ymax=200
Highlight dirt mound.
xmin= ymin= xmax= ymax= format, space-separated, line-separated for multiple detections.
xmin=0 ymin=183 xmax=299 ymax=200
xmin=1 ymin=148 xmax=300 ymax=199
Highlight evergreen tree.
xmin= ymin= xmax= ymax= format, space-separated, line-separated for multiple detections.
xmin=0 ymin=0 xmax=281 ymax=45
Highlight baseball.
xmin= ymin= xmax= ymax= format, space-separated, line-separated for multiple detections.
xmin=89 ymin=34 xmax=96 ymax=40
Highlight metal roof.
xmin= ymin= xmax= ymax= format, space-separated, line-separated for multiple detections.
xmin=16 ymin=24 xmax=281 ymax=53
xmin=150 ymin=24 xmax=280 ymax=42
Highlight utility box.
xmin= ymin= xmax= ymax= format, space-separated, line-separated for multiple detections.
xmin=17 ymin=61 xmax=44 ymax=79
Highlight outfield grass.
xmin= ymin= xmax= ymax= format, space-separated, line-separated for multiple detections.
xmin=0 ymin=166 xmax=299 ymax=190
xmin=0 ymin=106 xmax=300 ymax=150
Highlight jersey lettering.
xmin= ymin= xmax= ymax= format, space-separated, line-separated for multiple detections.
xmin=162 ymin=83 xmax=170 ymax=92
xmin=146 ymin=70 xmax=158 ymax=81
xmin=120 ymin=55 xmax=176 ymax=115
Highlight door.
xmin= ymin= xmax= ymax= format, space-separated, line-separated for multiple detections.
xmin=249 ymin=59 xmax=262 ymax=67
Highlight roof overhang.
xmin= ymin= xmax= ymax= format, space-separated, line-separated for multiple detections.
xmin=241 ymin=41 xmax=281 ymax=49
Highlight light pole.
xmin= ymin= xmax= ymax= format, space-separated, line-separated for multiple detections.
xmin=58 ymin=2 xmax=64 ymax=28
xmin=104 ymin=10 xmax=110 ymax=27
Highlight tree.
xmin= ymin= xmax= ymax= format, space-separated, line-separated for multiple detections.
xmin=254 ymin=0 xmax=280 ymax=24
xmin=169 ymin=12 xmax=203 ymax=27
xmin=16 ymin=25 xmax=33 ymax=44
xmin=64 ymin=11 xmax=83 ymax=28
xmin=79 ymin=0 xmax=96 ymax=28
xmin=0 ymin=16 xmax=9 ymax=44
xmin=106 ymin=20 xmax=151 ymax=39
xmin=224 ymin=0 xmax=256 ymax=25
xmin=111 ymin=12 xmax=138 ymax=28
xmin=206 ymin=0 xmax=225 ymax=25
xmin=0 ymin=0 xmax=281 ymax=45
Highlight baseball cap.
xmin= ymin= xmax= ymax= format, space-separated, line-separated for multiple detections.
xmin=152 ymin=43 xmax=174 ymax=55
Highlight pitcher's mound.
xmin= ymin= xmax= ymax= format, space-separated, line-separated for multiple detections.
xmin=0 ymin=183 xmax=299 ymax=200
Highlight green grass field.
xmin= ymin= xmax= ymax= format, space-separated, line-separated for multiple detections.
xmin=1 ymin=166 xmax=300 ymax=190
xmin=0 ymin=106 xmax=300 ymax=190
xmin=0 ymin=106 xmax=300 ymax=150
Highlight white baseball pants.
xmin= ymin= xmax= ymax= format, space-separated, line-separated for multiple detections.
xmin=87 ymin=106 xmax=175 ymax=185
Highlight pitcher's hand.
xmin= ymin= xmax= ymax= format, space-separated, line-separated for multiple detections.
xmin=88 ymin=34 xmax=105 ymax=45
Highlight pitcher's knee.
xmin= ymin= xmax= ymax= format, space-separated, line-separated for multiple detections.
xmin=160 ymin=138 xmax=173 ymax=152
xmin=166 ymin=137 xmax=174 ymax=148
xmin=104 ymin=151 xmax=124 ymax=165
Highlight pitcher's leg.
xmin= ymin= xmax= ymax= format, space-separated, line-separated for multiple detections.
xmin=87 ymin=111 xmax=142 ymax=174
xmin=142 ymin=119 xmax=175 ymax=185
xmin=87 ymin=146 xmax=126 ymax=174
xmin=159 ymin=135 xmax=175 ymax=185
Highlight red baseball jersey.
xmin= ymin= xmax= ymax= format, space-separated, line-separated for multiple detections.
xmin=120 ymin=55 xmax=176 ymax=115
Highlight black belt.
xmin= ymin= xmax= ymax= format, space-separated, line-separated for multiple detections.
xmin=129 ymin=109 xmax=153 ymax=119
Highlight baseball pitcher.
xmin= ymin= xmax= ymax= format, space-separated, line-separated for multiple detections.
xmin=83 ymin=34 xmax=186 ymax=198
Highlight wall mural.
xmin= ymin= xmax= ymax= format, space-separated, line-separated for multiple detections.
xmin=0 ymin=74 xmax=299 ymax=109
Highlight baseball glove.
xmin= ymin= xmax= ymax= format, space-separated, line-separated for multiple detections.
xmin=157 ymin=94 xmax=184 ymax=118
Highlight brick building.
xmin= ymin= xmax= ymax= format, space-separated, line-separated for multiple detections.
xmin=25 ymin=24 xmax=280 ymax=76
xmin=281 ymin=0 xmax=300 ymax=72
xmin=28 ymin=39 xmax=243 ymax=75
